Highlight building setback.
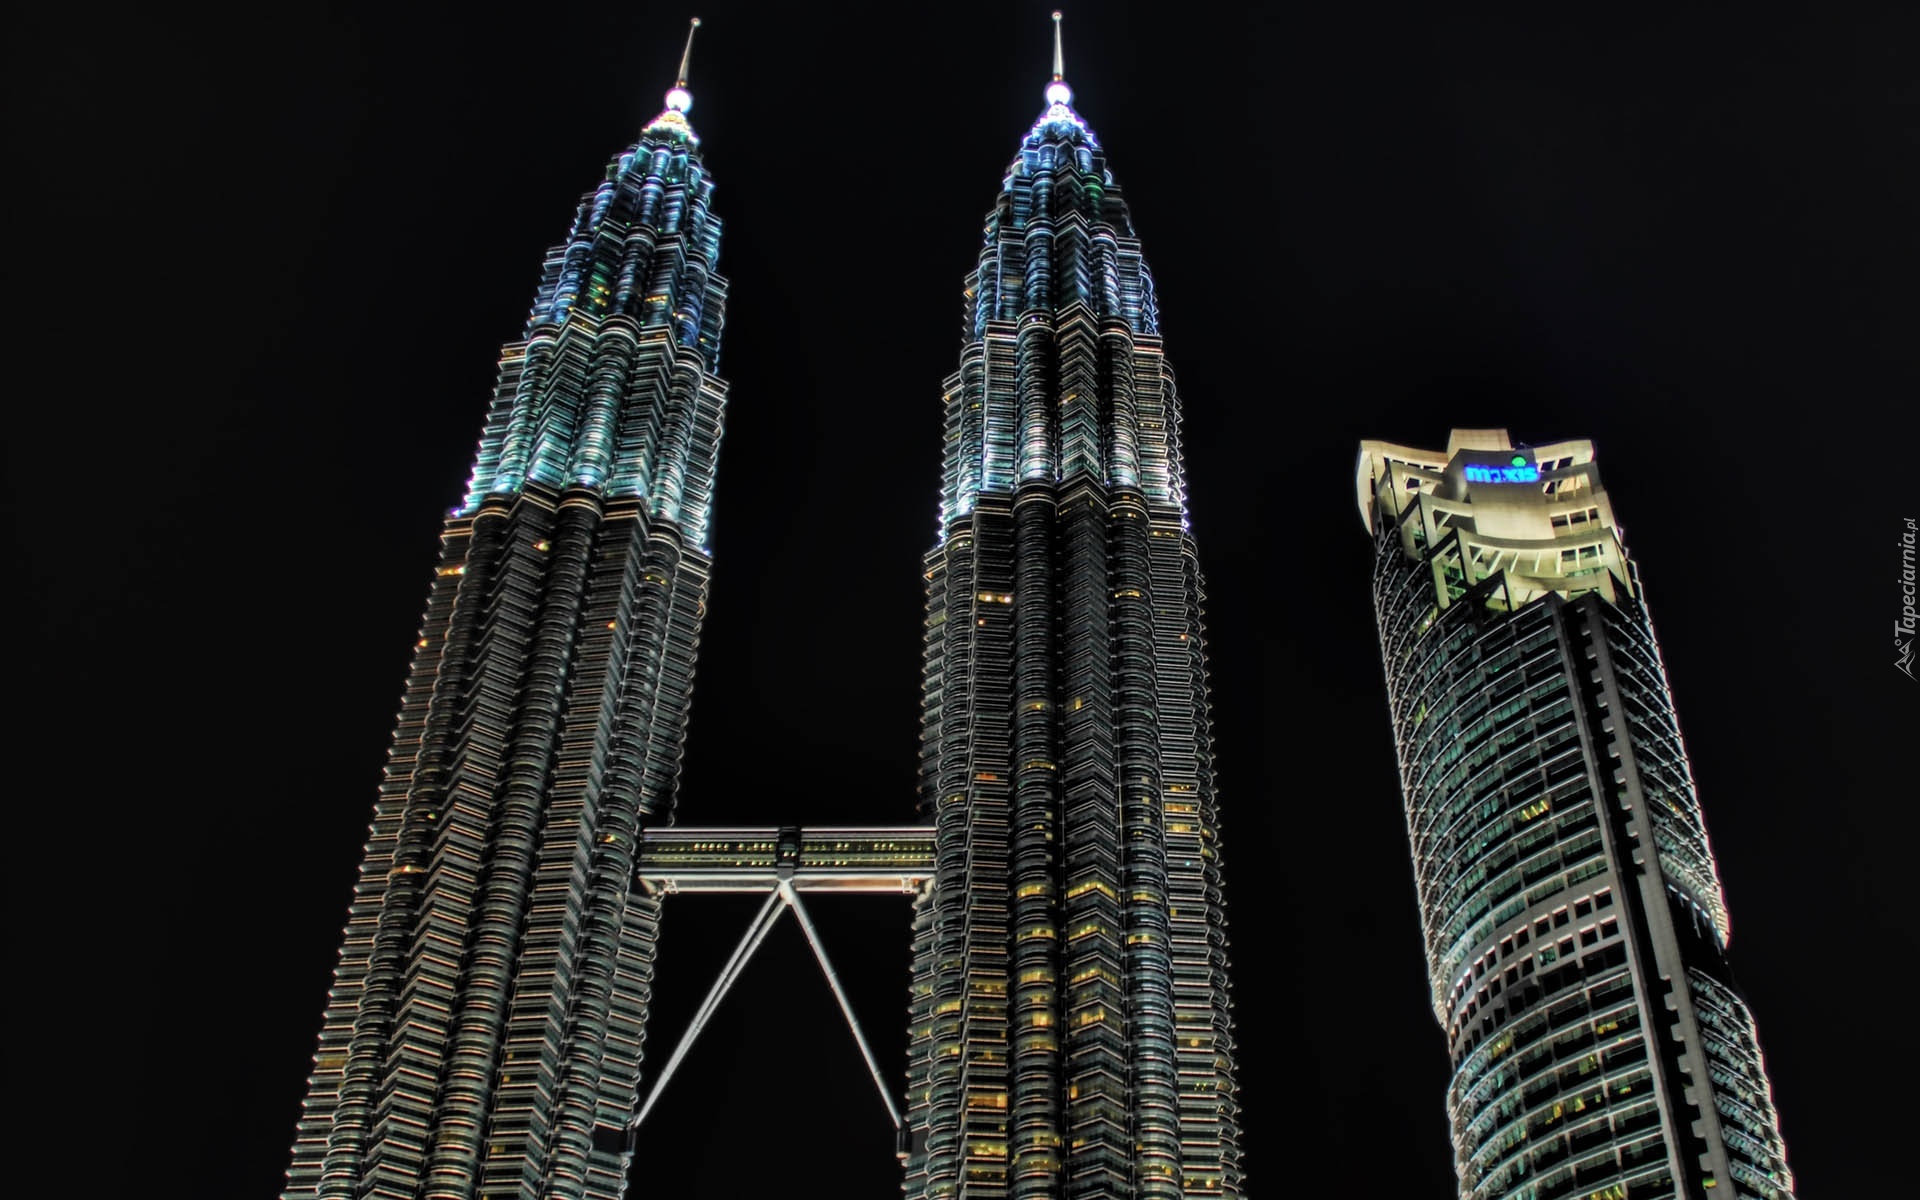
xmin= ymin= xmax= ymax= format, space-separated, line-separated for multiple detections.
xmin=903 ymin=18 xmax=1243 ymax=1197
xmin=285 ymin=28 xmax=728 ymax=1200
xmin=1357 ymin=429 xmax=1793 ymax=1200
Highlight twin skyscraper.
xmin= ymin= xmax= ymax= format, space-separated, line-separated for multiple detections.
xmin=286 ymin=15 xmax=1793 ymax=1200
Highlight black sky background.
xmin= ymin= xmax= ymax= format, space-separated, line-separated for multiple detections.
xmin=10 ymin=2 xmax=1915 ymax=1195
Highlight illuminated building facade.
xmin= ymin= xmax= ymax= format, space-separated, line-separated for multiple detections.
xmin=1357 ymin=430 xmax=1793 ymax=1200
xmin=285 ymin=26 xmax=730 ymax=1200
xmin=903 ymin=17 xmax=1243 ymax=1197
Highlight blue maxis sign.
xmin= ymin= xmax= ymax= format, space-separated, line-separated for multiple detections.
xmin=1465 ymin=456 xmax=1539 ymax=484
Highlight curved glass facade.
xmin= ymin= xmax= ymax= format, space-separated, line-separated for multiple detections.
xmin=903 ymin=81 xmax=1242 ymax=1199
xmin=286 ymin=86 xmax=728 ymax=1200
xmin=1359 ymin=430 xmax=1793 ymax=1200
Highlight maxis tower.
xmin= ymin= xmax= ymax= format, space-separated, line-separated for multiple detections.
xmin=287 ymin=15 xmax=1246 ymax=1199
xmin=1358 ymin=430 xmax=1793 ymax=1200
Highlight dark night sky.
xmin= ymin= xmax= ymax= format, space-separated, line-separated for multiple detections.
xmin=11 ymin=2 xmax=1915 ymax=1195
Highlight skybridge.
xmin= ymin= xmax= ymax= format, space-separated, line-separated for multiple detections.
xmin=628 ymin=824 xmax=936 ymax=1148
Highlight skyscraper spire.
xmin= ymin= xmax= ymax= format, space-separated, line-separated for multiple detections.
xmin=669 ymin=16 xmax=700 ymax=105
xmin=650 ymin=16 xmax=702 ymax=137
xmin=676 ymin=16 xmax=699 ymax=86
xmin=1047 ymin=11 xmax=1072 ymax=106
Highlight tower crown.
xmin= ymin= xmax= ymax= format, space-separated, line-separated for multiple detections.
xmin=461 ymin=18 xmax=729 ymax=547
xmin=938 ymin=11 xmax=1180 ymax=528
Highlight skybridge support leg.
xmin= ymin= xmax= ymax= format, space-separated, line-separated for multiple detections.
xmin=630 ymin=888 xmax=784 ymax=1131
xmin=780 ymin=880 xmax=905 ymax=1132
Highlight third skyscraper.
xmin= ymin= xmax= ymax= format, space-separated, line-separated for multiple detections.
xmin=1357 ymin=430 xmax=1793 ymax=1200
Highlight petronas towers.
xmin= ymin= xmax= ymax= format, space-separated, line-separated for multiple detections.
xmin=287 ymin=15 xmax=1244 ymax=1200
